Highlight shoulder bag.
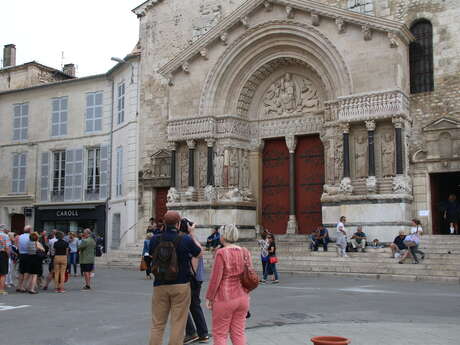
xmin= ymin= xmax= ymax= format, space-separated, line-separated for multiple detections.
xmin=240 ymin=248 xmax=259 ymax=292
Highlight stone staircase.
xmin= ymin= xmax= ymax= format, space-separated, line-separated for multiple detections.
xmin=98 ymin=235 xmax=460 ymax=284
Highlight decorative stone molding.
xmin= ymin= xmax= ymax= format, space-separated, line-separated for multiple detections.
xmin=240 ymin=16 xmax=250 ymax=28
xmin=366 ymin=176 xmax=377 ymax=193
xmin=335 ymin=17 xmax=346 ymax=33
xmin=365 ymin=120 xmax=376 ymax=131
xmin=205 ymin=138 xmax=216 ymax=147
xmin=392 ymin=116 xmax=405 ymax=129
xmin=388 ymin=32 xmax=399 ymax=48
xmin=285 ymin=135 xmax=297 ymax=153
xmin=311 ymin=13 xmax=320 ymax=26
xmin=339 ymin=177 xmax=353 ymax=195
xmin=182 ymin=62 xmax=190 ymax=73
xmin=168 ymin=142 xmax=177 ymax=151
xmin=220 ymin=32 xmax=228 ymax=45
xmin=184 ymin=186 xmax=196 ymax=201
xmin=167 ymin=187 xmax=180 ymax=203
xmin=340 ymin=122 xmax=350 ymax=134
xmin=335 ymin=90 xmax=410 ymax=123
xmin=392 ymin=175 xmax=412 ymax=194
xmin=362 ymin=24 xmax=372 ymax=41
xmin=157 ymin=0 xmax=414 ymax=79
xmin=286 ymin=215 xmax=298 ymax=234
xmin=200 ymin=48 xmax=209 ymax=60
xmin=286 ymin=6 xmax=295 ymax=19
xmin=204 ymin=185 xmax=218 ymax=202
xmin=186 ymin=140 xmax=197 ymax=149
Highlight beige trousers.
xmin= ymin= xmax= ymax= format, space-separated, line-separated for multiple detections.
xmin=149 ymin=283 xmax=191 ymax=345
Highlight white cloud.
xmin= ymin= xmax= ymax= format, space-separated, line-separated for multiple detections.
xmin=0 ymin=0 xmax=140 ymax=76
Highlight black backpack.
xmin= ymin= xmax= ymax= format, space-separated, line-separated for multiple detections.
xmin=151 ymin=234 xmax=182 ymax=282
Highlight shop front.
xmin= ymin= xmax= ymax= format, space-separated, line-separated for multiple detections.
xmin=34 ymin=204 xmax=106 ymax=237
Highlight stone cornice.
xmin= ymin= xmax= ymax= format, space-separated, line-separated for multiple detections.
xmin=132 ymin=0 xmax=164 ymax=17
xmin=157 ymin=0 xmax=414 ymax=80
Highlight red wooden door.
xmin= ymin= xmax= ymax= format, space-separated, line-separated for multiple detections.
xmin=11 ymin=214 xmax=25 ymax=234
xmin=262 ymin=138 xmax=290 ymax=234
xmin=295 ymin=135 xmax=324 ymax=234
xmin=155 ymin=188 xmax=169 ymax=222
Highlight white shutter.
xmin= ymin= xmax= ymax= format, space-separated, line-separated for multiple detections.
xmin=64 ymin=149 xmax=75 ymax=201
xmin=99 ymin=144 xmax=109 ymax=199
xmin=40 ymin=152 xmax=50 ymax=202
xmin=73 ymin=148 xmax=84 ymax=201
xmin=11 ymin=154 xmax=19 ymax=192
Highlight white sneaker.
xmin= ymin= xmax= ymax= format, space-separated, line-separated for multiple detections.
xmin=343 ymin=254 xmax=349 ymax=258
xmin=395 ymin=253 xmax=401 ymax=259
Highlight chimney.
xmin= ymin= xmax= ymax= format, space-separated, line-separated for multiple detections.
xmin=3 ymin=44 xmax=16 ymax=68
xmin=63 ymin=63 xmax=76 ymax=77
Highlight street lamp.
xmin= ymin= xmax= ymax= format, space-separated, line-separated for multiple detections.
xmin=111 ymin=56 xmax=134 ymax=84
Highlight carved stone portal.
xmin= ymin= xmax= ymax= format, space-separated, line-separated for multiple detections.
xmin=355 ymin=134 xmax=368 ymax=178
xmin=381 ymin=132 xmax=395 ymax=177
xmin=263 ymin=73 xmax=320 ymax=117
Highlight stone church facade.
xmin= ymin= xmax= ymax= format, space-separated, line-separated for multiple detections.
xmin=134 ymin=0 xmax=460 ymax=243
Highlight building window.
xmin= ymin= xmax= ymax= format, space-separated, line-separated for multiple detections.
xmin=51 ymin=97 xmax=68 ymax=137
xmin=13 ymin=103 xmax=28 ymax=141
xmin=347 ymin=0 xmax=373 ymax=15
xmin=116 ymin=146 xmax=123 ymax=197
xmin=410 ymin=20 xmax=434 ymax=94
xmin=85 ymin=91 xmax=103 ymax=132
xmin=52 ymin=151 xmax=66 ymax=201
xmin=117 ymin=82 xmax=125 ymax=124
xmin=86 ymin=147 xmax=101 ymax=200
xmin=12 ymin=153 xmax=27 ymax=194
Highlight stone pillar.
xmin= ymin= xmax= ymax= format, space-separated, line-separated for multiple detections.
xmin=393 ymin=118 xmax=404 ymax=175
xmin=285 ymin=135 xmax=298 ymax=234
xmin=365 ymin=120 xmax=377 ymax=193
xmin=340 ymin=123 xmax=353 ymax=194
xmin=205 ymin=139 xmax=215 ymax=186
xmin=169 ymin=142 xmax=177 ymax=188
xmin=185 ymin=140 xmax=196 ymax=199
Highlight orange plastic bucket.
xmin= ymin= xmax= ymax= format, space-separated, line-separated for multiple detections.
xmin=311 ymin=336 xmax=350 ymax=345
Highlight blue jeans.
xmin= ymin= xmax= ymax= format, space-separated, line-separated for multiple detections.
xmin=68 ymin=252 xmax=78 ymax=275
xmin=263 ymin=262 xmax=279 ymax=281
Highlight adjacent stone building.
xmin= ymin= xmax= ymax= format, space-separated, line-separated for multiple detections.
xmin=135 ymin=0 xmax=460 ymax=242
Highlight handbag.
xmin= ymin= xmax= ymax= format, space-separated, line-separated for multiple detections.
xmin=269 ymin=256 xmax=278 ymax=264
xmin=140 ymin=257 xmax=147 ymax=271
xmin=240 ymin=248 xmax=259 ymax=292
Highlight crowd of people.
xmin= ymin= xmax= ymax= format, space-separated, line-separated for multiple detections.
xmin=0 ymin=224 xmax=101 ymax=295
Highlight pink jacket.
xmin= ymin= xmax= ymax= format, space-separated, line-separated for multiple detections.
xmin=206 ymin=246 xmax=252 ymax=302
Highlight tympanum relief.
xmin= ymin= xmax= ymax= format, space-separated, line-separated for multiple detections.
xmin=263 ymin=73 xmax=320 ymax=117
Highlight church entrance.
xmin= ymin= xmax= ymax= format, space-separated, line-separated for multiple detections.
xmin=430 ymin=172 xmax=460 ymax=234
xmin=295 ymin=135 xmax=324 ymax=234
xmin=262 ymin=138 xmax=290 ymax=234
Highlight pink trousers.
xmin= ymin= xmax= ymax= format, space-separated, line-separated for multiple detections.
xmin=212 ymin=295 xmax=249 ymax=345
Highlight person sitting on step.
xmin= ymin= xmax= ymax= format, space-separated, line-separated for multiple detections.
xmin=390 ymin=231 xmax=407 ymax=258
xmin=205 ymin=226 xmax=221 ymax=251
xmin=312 ymin=225 xmax=329 ymax=252
xmin=350 ymin=226 xmax=367 ymax=252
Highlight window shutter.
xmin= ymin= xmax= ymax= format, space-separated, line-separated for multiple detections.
xmin=73 ymin=148 xmax=84 ymax=201
xmin=40 ymin=152 xmax=50 ymax=202
xmin=99 ymin=144 xmax=109 ymax=200
xmin=64 ymin=149 xmax=75 ymax=201
xmin=11 ymin=154 xmax=19 ymax=193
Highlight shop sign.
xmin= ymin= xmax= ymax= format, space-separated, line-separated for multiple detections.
xmin=56 ymin=210 xmax=79 ymax=217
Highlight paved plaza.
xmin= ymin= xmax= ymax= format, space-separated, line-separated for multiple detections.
xmin=1 ymin=268 xmax=460 ymax=345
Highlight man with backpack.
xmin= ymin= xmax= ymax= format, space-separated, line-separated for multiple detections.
xmin=149 ymin=211 xmax=201 ymax=345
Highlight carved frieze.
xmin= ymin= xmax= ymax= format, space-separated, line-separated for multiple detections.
xmin=262 ymin=73 xmax=320 ymax=118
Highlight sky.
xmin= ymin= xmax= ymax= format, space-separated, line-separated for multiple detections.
xmin=0 ymin=0 xmax=141 ymax=77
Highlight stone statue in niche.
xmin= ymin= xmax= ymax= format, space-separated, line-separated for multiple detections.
xmin=240 ymin=150 xmax=250 ymax=189
xmin=214 ymin=146 xmax=224 ymax=187
xmin=381 ymin=132 xmax=395 ymax=177
xmin=334 ymin=139 xmax=343 ymax=182
xmin=179 ymin=148 xmax=188 ymax=188
xmin=228 ymin=148 xmax=239 ymax=187
xmin=198 ymin=146 xmax=208 ymax=188
xmin=355 ymin=134 xmax=368 ymax=178
xmin=263 ymin=73 xmax=320 ymax=117
xmin=323 ymin=139 xmax=335 ymax=184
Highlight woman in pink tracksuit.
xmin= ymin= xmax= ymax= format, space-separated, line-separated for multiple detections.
xmin=206 ymin=224 xmax=251 ymax=345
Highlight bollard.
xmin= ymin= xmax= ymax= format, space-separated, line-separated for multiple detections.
xmin=311 ymin=336 xmax=350 ymax=345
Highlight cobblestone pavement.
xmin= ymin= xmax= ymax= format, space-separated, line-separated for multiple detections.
xmin=1 ymin=268 xmax=459 ymax=345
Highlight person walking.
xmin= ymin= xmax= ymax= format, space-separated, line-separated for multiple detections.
xmin=148 ymin=211 xmax=201 ymax=345
xmin=264 ymin=234 xmax=279 ymax=284
xmin=0 ymin=225 xmax=11 ymax=295
xmin=143 ymin=232 xmax=153 ymax=279
xmin=53 ymin=231 xmax=69 ymax=293
xmin=68 ymin=232 xmax=79 ymax=276
xmin=336 ymin=216 xmax=348 ymax=257
xmin=6 ymin=232 xmax=19 ymax=289
xmin=185 ymin=223 xmax=209 ymax=344
xmin=206 ymin=224 xmax=252 ymax=345
xmin=79 ymin=229 xmax=96 ymax=290
xmin=257 ymin=231 xmax=269 ymax=283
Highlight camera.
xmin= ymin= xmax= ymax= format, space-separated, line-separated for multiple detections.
xmin=179 ymin=218 xmax=194 ymax=234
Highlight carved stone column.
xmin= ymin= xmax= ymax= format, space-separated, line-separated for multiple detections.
xmin=285 ymin=135 xmax=298 ymax=234
xmin=365 ymin=120 xmax=377 ymax=193
xmin=340 ymin=123 xmax=353 ymax=194
xmin=169 ymin=142 xmax=177 ymax=188
xmin=205 ymin=139 xmax=215 ymax=186
xmin=392 ymin=117 xmax=404 ymax=175
xmin=186 ymin=140 xmax=196 ymax=197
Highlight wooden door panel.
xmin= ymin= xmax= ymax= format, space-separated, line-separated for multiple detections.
xmin=295 ymin=136 xmax=324 ymax=234
xmin=155 ymin=187 xmax=169 ymax=221
xmin=262 ymin=139 xmax=290 ymax=234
